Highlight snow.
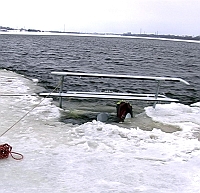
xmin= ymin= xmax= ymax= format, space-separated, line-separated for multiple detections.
xmin=0 ymin=69 xmax=200 ymax=193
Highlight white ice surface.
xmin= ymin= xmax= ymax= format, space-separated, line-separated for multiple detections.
xmin=0 ymin=69 xmax=200 ymax=193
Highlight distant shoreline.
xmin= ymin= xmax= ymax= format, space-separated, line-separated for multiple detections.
xmin=1 ymin=25 xmax=200 ymax=40
xmin=1 ymin=27 xmax=200 ymax=44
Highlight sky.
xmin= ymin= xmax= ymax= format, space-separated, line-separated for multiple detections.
xmin=1 ymin=0 xmax=200 ymax=36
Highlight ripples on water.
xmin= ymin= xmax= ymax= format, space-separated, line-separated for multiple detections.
xmin=0 ymin=34 xmax=200 ymax=124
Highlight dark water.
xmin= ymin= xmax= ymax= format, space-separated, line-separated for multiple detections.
xmin=0 ymin=34 xmax=200 ymax=123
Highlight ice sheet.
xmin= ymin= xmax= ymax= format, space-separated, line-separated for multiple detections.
xmin=0 ymin=69 xmax=200 ymax=193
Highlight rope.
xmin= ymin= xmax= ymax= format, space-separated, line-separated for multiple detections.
xmin=0 ymin=144 xmax=23 ymax=160
xmin=0 ymin=81 xmax=61 ymax=161
xmin=0 ymin=81 xmax=61 ymax=137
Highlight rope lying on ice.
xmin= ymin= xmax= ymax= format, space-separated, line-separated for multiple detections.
xmin=0 ymin=81 xmax=61 ymax=160
xmin=0 ymin=144 xmax=23 ymax=160
xmin=0 ymin=81 xmax=61 ymax=138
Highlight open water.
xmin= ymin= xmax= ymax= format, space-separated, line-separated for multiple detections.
xmin=1 ymin=33 xmax=200 ymax=103
xmin=0 ymin=33 xmax=200 ymax=193
xmin=1 ymin=33 xmax=200 ymax=124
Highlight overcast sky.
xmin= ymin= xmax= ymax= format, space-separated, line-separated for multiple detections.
xmin=1 ymin=0 xmax=200 ymax=36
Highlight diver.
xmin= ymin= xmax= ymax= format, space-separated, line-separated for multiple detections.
xmin=116 ymin=101 xmax=133 ymax=122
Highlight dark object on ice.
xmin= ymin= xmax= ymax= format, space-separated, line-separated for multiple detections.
xmin=116 ymin=101 xmax=133 ymax=122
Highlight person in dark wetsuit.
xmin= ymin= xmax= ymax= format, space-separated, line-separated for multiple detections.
xmin=116 ymin=101 xmax=133 ymax=122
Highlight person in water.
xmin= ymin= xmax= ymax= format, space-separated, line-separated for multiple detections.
xmin=116 ymin=101 xmax=133 ymax=122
